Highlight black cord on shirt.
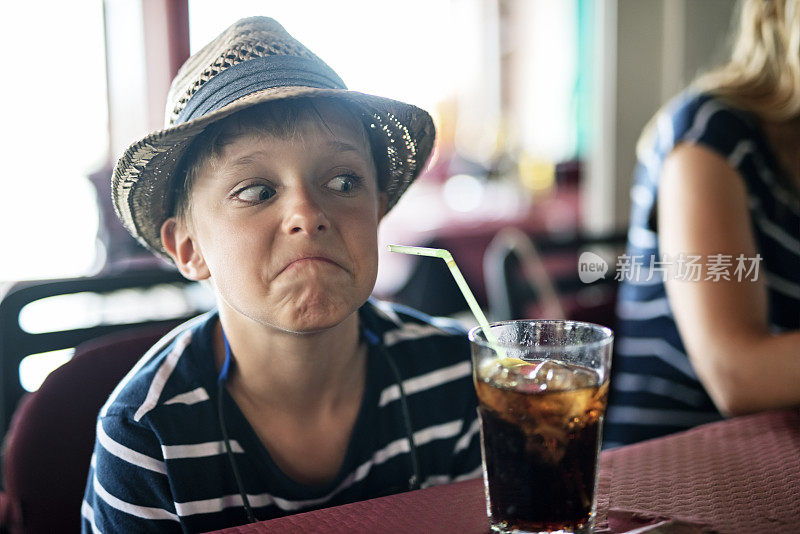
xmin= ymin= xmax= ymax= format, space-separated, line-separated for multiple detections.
xmin=217 ymin=381 xmax=258 ymax=523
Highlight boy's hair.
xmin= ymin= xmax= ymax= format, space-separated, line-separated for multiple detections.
xmin=171 ymin=97 xmax=386 ymax=222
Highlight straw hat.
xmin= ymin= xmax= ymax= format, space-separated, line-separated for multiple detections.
xmin=113 ymin=16 xmax=435 ymax=257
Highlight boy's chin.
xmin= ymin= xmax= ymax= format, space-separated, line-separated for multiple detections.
xmin=275 ymin=312 xmax=352 ymax=335
xmin=272 ymin=295 xmax=363 ymax=334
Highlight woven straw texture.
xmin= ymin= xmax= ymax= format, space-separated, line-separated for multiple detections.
xmin=207 ymin=409 xmax=800 ymax=534
xmin=112 ymin=17 xmax=435 ymax=257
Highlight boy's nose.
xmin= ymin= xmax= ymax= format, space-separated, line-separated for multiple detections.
xmin=282 ymin=189 xmax=331 ymax=235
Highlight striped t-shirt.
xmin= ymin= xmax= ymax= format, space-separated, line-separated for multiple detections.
xmin=82 ymin=299 xmax=481 ymax=533
xmin=604 ymin=92 xmax=800 ymax=448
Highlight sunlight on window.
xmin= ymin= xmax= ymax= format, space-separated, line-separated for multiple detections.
xmin=0 ymin=2 xmax=107 ymax=282
xmin=19 ymin=349 xmax=75 ymax=392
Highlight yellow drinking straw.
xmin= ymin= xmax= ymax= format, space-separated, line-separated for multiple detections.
xmin=388 ymin=244 xmax=520 ymax=364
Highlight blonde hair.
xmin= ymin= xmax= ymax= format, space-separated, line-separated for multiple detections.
xmin=694 ymin=0 xmax=800 ymax=121
xmin=638 ymin=0 xmax=800 ymax=158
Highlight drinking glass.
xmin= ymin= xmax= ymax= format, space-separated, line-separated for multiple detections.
xmin=469 ymin=320 xmax=613 ymax=534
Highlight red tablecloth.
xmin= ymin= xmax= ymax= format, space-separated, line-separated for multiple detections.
xmin=209 ymin=408 xmax=800 ymax=534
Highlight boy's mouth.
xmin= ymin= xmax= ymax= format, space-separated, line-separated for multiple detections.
xmin=278 ymin=254 xmax=344 ymax=276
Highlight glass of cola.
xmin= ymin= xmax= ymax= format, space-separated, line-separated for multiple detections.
xmin=469 ymin=320 xmax=614 ymax=534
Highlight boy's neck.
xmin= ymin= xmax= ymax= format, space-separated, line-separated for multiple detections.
xmin=213 ymin=308 xmax=367 ymax=414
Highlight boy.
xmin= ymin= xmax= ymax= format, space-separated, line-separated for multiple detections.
xmin=82 ymin=17 xmax=481 ymax=533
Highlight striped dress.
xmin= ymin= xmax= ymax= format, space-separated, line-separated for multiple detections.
xmin=81 ymin=299 xmax=481 ymax=533
xmin=604 ymin=92 xmax=800 ymax=448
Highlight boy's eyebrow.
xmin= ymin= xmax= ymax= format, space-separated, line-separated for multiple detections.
xmin=326 ymin=140 xmax=365 ymax=154
xmin=228 ymin=151 xmax=269 ymax=167
xmin=228 ymin=140 xmax=366 ymax=168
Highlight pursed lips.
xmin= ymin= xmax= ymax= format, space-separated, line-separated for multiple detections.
xmin=278 ymin=255 xmax=344 ymax=276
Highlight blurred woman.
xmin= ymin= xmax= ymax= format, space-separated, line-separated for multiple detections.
xmin=605 ymin=0 xmax=800 ymax=447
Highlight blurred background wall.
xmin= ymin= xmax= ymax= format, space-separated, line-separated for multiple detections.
xmin=587 ymin=0 xmax=735 ymax=234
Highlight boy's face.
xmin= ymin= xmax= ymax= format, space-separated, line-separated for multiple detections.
xmin=164 ymin=103 xmax=387 ymax=334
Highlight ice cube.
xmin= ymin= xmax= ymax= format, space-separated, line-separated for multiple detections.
xmin=531 ymin=360 xmax=577 ymax=391
xmin=528 ymin=360 xmax=597 ymax=391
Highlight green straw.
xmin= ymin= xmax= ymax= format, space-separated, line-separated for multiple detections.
xmin=387 ymin=244 xmax=507 ymax=357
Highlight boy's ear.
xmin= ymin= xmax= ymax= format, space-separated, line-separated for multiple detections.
xmin=160 ymin=217 xmax=211 ymax=281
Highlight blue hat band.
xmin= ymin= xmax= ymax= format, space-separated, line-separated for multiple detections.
xmin=176 ymin=55 xmax=348 ymax=125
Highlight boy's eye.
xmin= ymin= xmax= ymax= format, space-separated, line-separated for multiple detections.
xmin=234 ymin=184 xmax=276 ymax=203
xmin=326 ymin=174 xmax=360 ymax=194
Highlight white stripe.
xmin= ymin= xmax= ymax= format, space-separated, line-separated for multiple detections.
xmin=612 ymin=372 xmax=706 ymax=406
xmin=272 ymin=486 xmax=351 ymax=512
xmin=161 ymin=440 xmax=244 ymax=460
xmin=101 ymin=314 xmax=207 ymax=418
xmin=175 ymin=493 xmax=246 ymax=516
xmin=615 ymin=337 xmax=697 ymax=378
xmin=175 ymin=449 xmax=383 ymax=516
xmin=625 ymin=274 xmax=664 ymax=286
xmin=413 ymin=419 xmax=463 ymax=445
xmin=655 ymin=109 xmax=674 ymax=153
xmin=728 ymin=140 xmax=800 ymax=215
xmin=454 ymin=416 xmax=480 ymax=453
xmin=727 ymin=139 xmax=756 ymax=168
xmin=628 ymin=226 xmax=657 ymax=250
xmin=93 ymin=475 xmax=178 ymax=521
xmin=383 ymin=323 xmax=448 ymax=347
xmin=369 ymin=299 xmax=403 ymax=326
xmin=641 ymin=149 xmax=661 ymax=186
xmin=606 ymin=406 xmax=720 ymax=427
xmin=378 ymin=361 xmax=472 ymax=407
xmin=163 ymin=387 xmax=210 ymax=406
xmin=753 ymin=214 xmax=800 ymax=255
xmin=766 ymin=272 xmax=800 ymax=299
xmin=454 ymin=465 xmax=483 ymax=482
xmin=616 ymin=297 xmax=671 ymax=321
xmin=770 ymin=186 xmax=800 ymax=215
xmin=420 ymin=465 xmax=483 ymax=489
xmin=421 ymin=475 xmax=451 ymax=488
xmin=630 ymin=183 xmax=654 ymax=208
xmin=81 ymin=500 xmax=102 ymax=534
xmin=134 ymin=332 xmax=193 ymax=422
xmin=175 ymin=492 xmax=275 ymax=517
xmin=372 ymin=436 xmax=412 ymax=465
xmin=96 ymin=420 xmax=166 ymax=474
xmin=684 ymin=99 xmax=724 ymax=143
xmin=173 ymin=419 xmax=466 ymax=515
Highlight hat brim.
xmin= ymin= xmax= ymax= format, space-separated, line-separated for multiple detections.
xmin=113 ymin=85 xmax=435 ymax=258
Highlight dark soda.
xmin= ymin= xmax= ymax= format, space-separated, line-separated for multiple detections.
xmin=475 ymin=360 xmax=608 ymax=533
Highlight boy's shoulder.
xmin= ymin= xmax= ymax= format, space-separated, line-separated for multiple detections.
xmin=363 ymin=298 xmax=471 ymax=370
xmin=365 ymin=297 xmax=466 ymax=336
xmin=99 ymin=312 xmax=217 ymax=422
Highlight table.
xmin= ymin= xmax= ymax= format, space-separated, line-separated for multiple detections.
xmin=210 ymin=408 xmax=800 ymax=533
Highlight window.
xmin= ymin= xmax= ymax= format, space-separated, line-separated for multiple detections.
xmin=0 ymin=1 xmax=107 ymax=281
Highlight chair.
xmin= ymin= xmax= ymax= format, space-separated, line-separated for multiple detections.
xmin=0 ymin=322 xmax=184 ymax=534
xmin=484 ymin=227 xmax=566 ymax=321
xmin=0 ymin=268 xmax=211 ymax=439
xmin=483 ymin=229 xmax=627 ymax=326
